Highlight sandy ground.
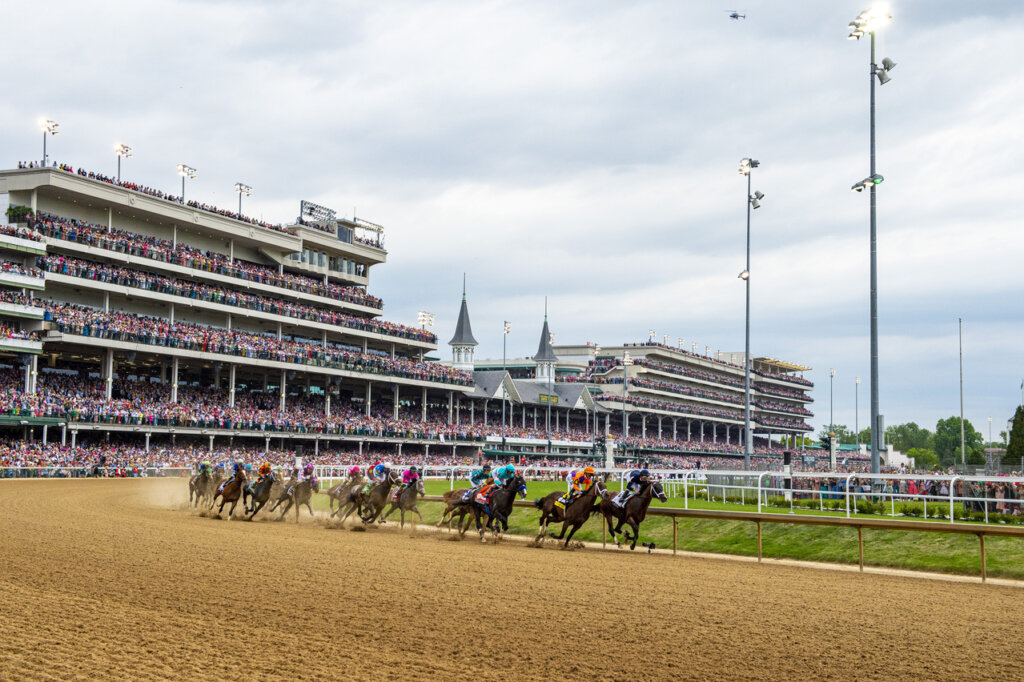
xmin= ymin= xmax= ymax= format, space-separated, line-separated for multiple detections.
xmin=2 ymin=478 xmax=1022 ymax=681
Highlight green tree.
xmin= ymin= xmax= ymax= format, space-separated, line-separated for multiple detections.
xmin=906 ymin=448 xmax=939 ymax=470
xmin=885 ymin=422 xmax=934 ymax=452
xmin=817 ymin=424 xmax=854 ymax=443
xmin=934 ymin=416 xmax=982 ymax=466
xmin=1004 ymin=405 xmax=1024 ymax=466
xmin=856 ymin=428 xmax=872 ymax=445
xmin=966 ymin=448 xmax=986 ymax=466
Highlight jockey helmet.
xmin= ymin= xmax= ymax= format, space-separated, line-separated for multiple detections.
xmin=483 ymin=463 xmax=491 ymax=471
xmin=410 ymin=466 xmax=418 ymax=473
xmin=303 ymin=463 xmax=314 ymax=474
xmin=583 ymin=466 xmax=595 ymax=475
xmin=639 ymin=469 xmax=650 ymax=478
xmin=245 ymin=463 xmax=252 ymax=470
xmin=348 ymin=465 xmax=361 ymax=477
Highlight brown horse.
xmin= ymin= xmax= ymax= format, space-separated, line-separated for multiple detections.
xmin=359 ymin=471 xmax=400 ymax=524
xmin=270 ymin=477 xmax=320 ymax=522
xmin=213 ymin=470 xmax=247 ymax=519
xmin=599 ymin=480 xmax=667 ymax=550
xmin=437 ymin=487 xmax=474 ymax=533
xmin=381 ymin=476 xmax=426 ymax=528
xmin=243 ymin=471 xmax=282 ymax=520
xmin=326 ymin=474 xmax=363 ymax=516
xmin=533 ymin=479 xmax=602 ymax=548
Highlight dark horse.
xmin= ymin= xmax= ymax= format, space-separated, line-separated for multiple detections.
xmin=189 ymin=470 xmax=220 ymax=508
xmin=359 ymin=471 xmax=400 ymax=524
xmin=243 ymin=471 xmax=282 ymax=520
xmin=270 ymin=477 xmax=320 ymax=522
xmin=470 ymin=474 xmax=528 ymax=541
xmin=381 ymin=476 xmax=426 ymax=528
xmin=437 ymin=487 xmax=474 ymax=533
xmin=213 ymin=470 xmax=247 ymax=519
xmin=598 ymin=480 xmax=667 ymax=550
xmin=533 ymin=480 xmax=602 ymax=548
xmin=327 ymin=475 xmax=363 ymax=517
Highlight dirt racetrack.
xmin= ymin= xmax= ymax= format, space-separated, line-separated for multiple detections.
xmin=2 ymin=479 xmax=1023 ymax=681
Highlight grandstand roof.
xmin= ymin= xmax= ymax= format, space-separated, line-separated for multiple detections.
xmin=754 ymin=357 xmax=812 ymax=373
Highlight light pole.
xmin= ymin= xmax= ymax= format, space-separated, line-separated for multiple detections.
xmin=855 ymin=376 xmax=861 ymax=446
xmin=234 ymin=182 xmax=252 ymax=216
xmin=829 ymin=368 xmax=836 ymax=433
xmin=988 ymin=416 xmax=993 ymax=447
xmin=622 ymin=351 xmax=633 ymax=453
xmin=176 ymin=163 xmax=197 ymax=203
xmin=41 ymin=119 xmax=59 ymax=166
xmin=115 ymin=143 xmax=132 ymax=182
xmin=739 ymin=156 xmax=761 ymax=470
xmin=502 ymin=320 xmax=510 ymax=451
xmin=849 ymin=6 xmax=895 ymax=475
xmin=959 ymin=317 xmax=965 ymax=467
xmin=591 ymin=344 xmax=601 ymax=447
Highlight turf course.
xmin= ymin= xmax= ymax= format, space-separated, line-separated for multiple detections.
xmin=305 ymin=478 xmax=1024 ymax=580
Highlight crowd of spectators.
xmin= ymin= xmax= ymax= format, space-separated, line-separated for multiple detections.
xmin=754 ymin=415 xmax=813 ymax=431
xmin=589 ymin=375 xmax=742 ymax=405
xmin=42 ymin=301 xmax=471 ymax=386
xmin=0 ymin=260 xmax=42 ymax=278
xmin=753 ymin=398 xmax=813 ymax=417
xmin=38 ymin=254 xmax=435 ymax=343
xmin=594 ymin=393 xmax=740 ymax=421
xmin=0 ymin=224 xmax=43 ymax=242
xmin=32 ymin=212 xmax=383 ymax=309
xmin=17 ymin=162 xmax=289 ymax=234
xmin=589 ymin=356 xmax=744 ymax=389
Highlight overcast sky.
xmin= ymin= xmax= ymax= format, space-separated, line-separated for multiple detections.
xmin=3 ymin=0 xmax=1022 ymax=438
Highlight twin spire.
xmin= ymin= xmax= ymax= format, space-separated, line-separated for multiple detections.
xmin=448 ymin=278 xmax=557 ymax=378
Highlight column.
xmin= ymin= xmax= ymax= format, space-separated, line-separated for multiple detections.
xmin=469 ymin=400 xmax=474 ymax=425
xmin=483 ymin=399 xmax=488 ymax=426
xmin=71 ymin=430 xmax=77 ymax=450
xmin=421 ymin=387 xmax=427 ymax=422
xmin=61 ymin=425 xmax=67 ymax=446
xmin=448 ymin=392 xmax=453 ymax=424
xmin=209 ymin=435 xmax=214 ymax=453
xmin=169 ymin=357 xmax=179 ymax=403
xmin=145 ymin=432 xmax=151 ymax=452
xmin=280 ymin=370 xmax=287 ymax=412
xmin=29 ymin=355 xmax=38 ymax=395
xmin=325 ymin=382 xmax=331 ymax=418
xmin=228 ymin=239 xmax=234 ymax=261
xmin=393 ymin=384 xmax=399 ymax=420
xmin=226 ymin=313 xmax=232 ymax=331
xmin=533 ymin=407 xmax=537 ymax=430
xmin=103 ymin=291 xmax=110 ymax=312
xmin=642 ymin=415 xmax=647 ymax=439
xmin=42 ymin=424 xmax=48 ymax=445
xmin=672 ymin=418 xmax=677 ymax=441
xmin=169 ymin=303 xmax=174 ymax=324
xmin=365 ymin=382 xmax=372 ymax=417
xmin=604 ymin=413 xmax=610 ymax=436
xmin=658 ymin=416 xmax=663 ymax=439
xmin=700 ymin=422 xmax=705 ymax=443
xmin=277 ymin=322 xmax=282 ymax=341
xmin=107 ymin=206 xmax=113 ymax=229
xmin=228 ymin=364 xmax=236 ymax=408
xmin=456 ymin=398 xmax=461 ymax=425
xmin=213 ymin=363 xmax=221 ymax=389
xmin=713 ymin=424 xmax=717 ymax=444
xmin=105 ymin=348 xmax=115 ymax=400
xmin=265 ymin=437 xmax=270 ymax=454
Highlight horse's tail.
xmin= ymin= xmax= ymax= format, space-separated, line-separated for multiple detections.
xmin=532 ymin=498 xmax=543 ymax=510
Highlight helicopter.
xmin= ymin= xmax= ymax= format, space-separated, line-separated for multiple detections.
xmin=725 ymin=10 xmax=746 ymax=20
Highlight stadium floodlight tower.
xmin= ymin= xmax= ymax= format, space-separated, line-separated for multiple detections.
xmin=738 ymin=156 xmax=762 ymax=470
xmin=849 ymin=5 xmax=895 ymax=475
xmin=177 ymin=163 xmax=197 ymax=203
xmin=41 ymin=119 xmax=59 ymax=166
xmin=115 ymin=143 xmax=132 ymax=182
xmin=234 ymin=182 xmax=252 ymax=215
xmin=502 ymin=320 xmax=511 ymax=452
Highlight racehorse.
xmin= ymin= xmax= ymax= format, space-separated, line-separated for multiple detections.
xmin=437 ymin=487 xmax=474 ymax=533
xmin=270 ymin=477 xmax=320 ymax=523
xmin=598 ymin=480 xmax=668 ymax=550
xmin=533 ymin=479 xmax=602 ymax=548
xmin=242 ymin=471 xmax=282 ymax=520
xmin=381 ymin=476 xmax=426 ymax=528
xmin=359 ymin=470 xmax=400 ymax=524
xmin=326 ymin=474 xmax=363 ymax=516
xmin=470 ymin=474 xmax=527 ymax=541
xmin=213 ymin=470 xmax=247 ymax=519
xmin=190 ymin=470 xmax=221 ymax=508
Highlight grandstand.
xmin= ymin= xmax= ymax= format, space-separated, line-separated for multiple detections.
xmin=0 ymin=161 xmax=828 ymax=471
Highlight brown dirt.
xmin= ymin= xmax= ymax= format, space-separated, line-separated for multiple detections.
xmin=1 ymin=478 xmax=1022 ymax=681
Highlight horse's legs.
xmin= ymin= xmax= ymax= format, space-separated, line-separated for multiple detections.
xmin=382 ymin=504 xmax=396 ymax=521
xmin=628 ymin=519 xmax=641 ymax=550
xmin=563 ymin=523 xmax=583 ymax=549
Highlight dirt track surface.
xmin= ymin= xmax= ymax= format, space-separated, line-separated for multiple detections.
xmin=2 ymin=479 xmax=1022 ymax=681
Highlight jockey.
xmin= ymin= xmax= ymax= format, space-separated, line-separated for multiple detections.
xmin=346 ymin=465 xmax=362 ymax=482
xmin=463 ymin=464 xmax=492 ymax=502
xmin=566 ymin=466 xmax=595 ymax=504
xmin=199 ymin=460 xmax=212 ymax=476
xmin=300 ymin=463 xmax=316 ymax=482
xmin=395 ymin=466 xmax=419 ymax=499
xmin=257 ymin=462 xmax=272 ymax=480
xmin=227 ymin=461 xmax=243 ymax=483
xmin=621 ymin=469 xmax=650 ymax=504
xmin=492 ymin=463 xmax=516 ymax=488
xmin=363 ymin=462 xmax=388 ymax=493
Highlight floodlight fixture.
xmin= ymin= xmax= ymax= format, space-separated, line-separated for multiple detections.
xmin=41 ymin=119 xmax=59 ymax=135
xmin=177 ymin=163 xmax=197 ymax=179
xmin=115 ymin=143 xmax=132 ymax=158
xmin=851 ymin=174 xmax=884 ymax=192
xmin=738 ymin=270 xmax=750 ymax=280
xmin=738 ymin=158 xmax=760 ymax=176
xmin=503 ymin=320 xmax=511 ymax=334
xmin=416 ymin=311 xmax=435 ymax=328
xmin=234 ymin=182 xmax=252 ymax=197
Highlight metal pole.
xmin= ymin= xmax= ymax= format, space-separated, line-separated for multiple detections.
xmin=42 ymin=131 xmax=47 ymax=166
xmin=869 ymin=28 xmax=881 ymax=475
xmin=830 ymin=371 xmax=834 ymax=430
xmin=238 ymin=190 xmax=242 ymax=216
xmin=182 ymin=176 xmax=186 ymax=203
xmin=117 ymin=155 xmax=121 ymax=183
xmin=959 ymin=317 xmax=966 ymax=468
xmin=744 ymin=167 xmax=752 ymax=471
xmin=502 ymin=326 xmax=507 ymax=451
xmin=855 ymin=378 xmax=860 ymax=446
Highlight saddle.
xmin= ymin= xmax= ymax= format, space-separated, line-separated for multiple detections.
xmin=554 ymin=493 xmax=574 ymax=510
xmin=612 ymin=491 xmax=631 ymax=508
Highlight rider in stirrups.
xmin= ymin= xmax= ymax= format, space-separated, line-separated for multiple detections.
xmin=219 ymin=461 xmax=243 ymax=494
xmin=394 ymin=466 xmax=419 ymax=500
xmin=463 ymin=463 xmax=492 ymax=501
xmin=617 ymin=468 xmax=650 ymax=506
xmin=363 ymin=462 xmax=388 ymax=493
xmin=257 ymin=461 xmax=272 ymax=481
xmin=346 ymin=465 xmax=362 ymax=484
xmin=478 ymin=463 xmax=515 ymax=516
xmin=199 ymin=460 xmax=213 ymax=477
xmin=565 ymin=466 xmax=595 ymax=505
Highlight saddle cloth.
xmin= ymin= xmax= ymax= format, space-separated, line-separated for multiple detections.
xmin=612 ymin=491 xmax=630 ymax=508
xmin=474 ymin=484 xmax=496 ymax=505
xmin=554 ymin=495 xmax=569 ymax=510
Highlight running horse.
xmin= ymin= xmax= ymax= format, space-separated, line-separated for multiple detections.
xmin=326 ymin=473 xmax=363 ymax=516
xmin=381 ymin=476 xmax=426 ymax=528
xmin=598 ymin=480 xmax=667 ymax=550
xmin=242 ymin=470 xmax=282 ymax=520
xmin=270 ymin=476 xmax=320 ymax=523
xmin=190 ymin=470 xmax=221 ymax=508
xmin=437 ymin=486 xmax=474 ymax=533
xmin=359 ymin=470 xmax=401 ymax=524
xmin=533 ymin=479 xmax=602 ymax=548
xmin=470 ymin=474 xmax=527 ymax=541
xmin=213 ymin=470 xmax=247 ymax=519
